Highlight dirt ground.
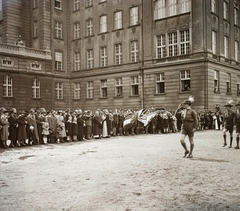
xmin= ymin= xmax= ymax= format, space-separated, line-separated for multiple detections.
xmin=0 ymin=130 xmax=240 ymax=211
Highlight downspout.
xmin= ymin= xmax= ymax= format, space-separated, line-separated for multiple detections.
xmin=140 ymin=0 xmax=144 ymax=109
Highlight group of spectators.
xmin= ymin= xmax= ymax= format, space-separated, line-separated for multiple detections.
xmin=0 ymin=105 xmax=223 ymax=149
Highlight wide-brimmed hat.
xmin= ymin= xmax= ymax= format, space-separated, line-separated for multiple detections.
xmin=224 ymin=102 xmax=233 ymax=107
xmin=183 ymin=100 xmax=192 ymax=105
xmin=235 ymin=101 xmax=240 ymax=106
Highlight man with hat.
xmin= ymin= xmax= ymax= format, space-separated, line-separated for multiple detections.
xmin=234 ymin=101 xmax=240 ymax=149
xmin=222 ymin=101 xmax=235 ymax=148
xmin=180 ymin=98 xmax=198 ymax=158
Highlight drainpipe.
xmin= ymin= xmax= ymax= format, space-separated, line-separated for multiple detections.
xmin=140 ymin=0 xmax=144 ymax=109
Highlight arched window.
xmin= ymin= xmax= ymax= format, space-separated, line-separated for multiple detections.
xmin=3 ymin=75 xmax=13 ymax=97
xmin=32 ymin=78 xmax=40 ymax=98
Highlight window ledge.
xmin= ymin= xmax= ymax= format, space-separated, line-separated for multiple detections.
xmin=179 ymin=91 xmax=191 ymax=94
xmin=53 ymin=37 xmax=64 ymax=41
xmin=84 ymin=35 xmax=95 ymax=38
xmin=98 ymin=31 xmax=109 ymax=35
xmin=73 ymin=99 xmax=81 ymax=101
xmin=154 ymin=93 xmax=166 ymax=96
xmin=99 ymin=97 xmax=108 ymax=99
xmin=214 ymin=91 xmax=220 ymax=94
xmin=85 ymin=5 xmax=93 ymax=9
xmin=72 ymin=38 xmax=81 ymax=41
xmin=114 ymin=96 xmax=123 ymax=98
xmin=55 ymin=99 xmax=64 ymax=101
xmin=86 ymin=98 xmax=94 ymax=100
xmin=33 ymin=36 xmax=38 ymax=39
xmin=73 ymin=9 xmax=80 ymax=13
xmin=129 ymin=95 xmax=139 ymax=98
xmin=54 ymin=7 xmax=62 ymax=11
xmin=112 ymin=28 xmax=124 ymax=32
xmin=98 ymin=1 xmax=107 ymax=4
xmin=31 ymin=98 xmax=42 ymax=101
xmin=226 ymin=92 xmax=232 ymax=95
xmin=2 ymin=96 xmax=14 ymax=99
xmin=128 ymin=23 xmax=140 ymax=28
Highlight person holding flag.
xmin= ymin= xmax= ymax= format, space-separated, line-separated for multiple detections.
xmin=179 ymin=96 xmax=198 ymax=158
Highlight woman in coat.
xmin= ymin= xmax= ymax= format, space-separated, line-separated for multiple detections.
xmin=8 ymin=108 xmax=19 ymax=147
xmin=0 ymin=108 xmax=9 ymax=148
xmin=77 ymin=110 xmax=85 ymax=141
xmin=93 ymin=111 xmax=102 ymax=139
xmin=17 ymin=111 xmax=28 ymax=146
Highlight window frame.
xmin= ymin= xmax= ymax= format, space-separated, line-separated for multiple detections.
xmin=130 ymin=6 xmax=139 ymax=26
xmin=180 ymin=70 xmax=191 ymax=92
xmin=100 ymin=79 xmax=108 ymax=98
xmin=224 ymin=35 xmax=229 ymax=58
xmin=74 ymin=0 xmax=80 ymax=11
xmin=237 ymin=75 xmax=240 ymax=95
xmin=130 ymin=40 xmax=139 ymax=63
xmin=87 ymin=49 xmax=94 ymax=69
xmin=55 ymin=82 xmax=63 ymax=99
xmin=100 ymin=46 xmax=107 ymax=67
xmin=114 ymin=10 xmax=123 ymax=30
xmin=214 ymin=70 xmax=219 ymax=93
xmin=86 ymin=18 xmax=93 ymax=36
xmin=32 ymin=78 xmax=40 ymax=99
xmin=54 ymin=0 xmax=62 ymax=9
xmin=86 ymin=0 xmax=93 ymax=7
xmin=169 ymin=0 xmax=177 ymax=16
xmin=156 ymin=34 xmax=166 ymax=58
xmin=235 ymin=41 xmax=239 ymax=61
xmin=115 ymin=43 xmax=122 ymax=65
xmin=226 ymin=73 xmax=231 ymax=94
xmin=180 ymin=30 xmax=190 ymax=55
xmin=54 ymin=21 xmax=63 ymax=39
xmin=156 ymin=73 xmax=165 ymax=94
xmin=156 ymin=0 xmax=166 ymax=19
xmin=74 ymin=82 xmax=81 ymax=100
xmin=115 ymin=78 xmax=123 ymax=97
xmin=74 ymin=51 xmax=81 ymax=71
xmin=3 ymin=75 xmax=13 ymax=97
xmin=234 ymin=7 xmax=238 ymax=25
xmin=55 ymin=51 xmax=63 ymax=71
xmin=87 ymin=81 xmax=94 ymax=99
xmin=211 ymin=0 xmax=217 ymax=13
xmin=212 ymin=30 xmax=217 ymax=54
xmin=33 ymin=21 xmax=38 ymax=38
xmin=130 ymin=76 xmax=139 ymax=96
xmin=223 ymin=0 xmax=228 ymax=20
xmin=74 ymin=22 xmax=81 ymax=39
xmin=99 ymin=14 xmax=107 ymax=33
xmin=168 ymin=32 xmax=178 ymax=57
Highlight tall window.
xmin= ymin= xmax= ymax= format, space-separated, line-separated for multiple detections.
xmin=169 ymin=0 xmax=177 ymax=16
xmin=100 ymin=15 xmax=107 ymax=33
xmin=100 ymin=46 xmax=107 ymax=67
xmin=86 ymin=0 xmax=93 ymax=7
xmin=237 ymin=76 xmax=240 ymax=95
xmin=74 ymin=83 xmax=81 ymax=99
xmin=74 ymin=0 xmax=80 ymax=11
xmin=130 ymin=40 xmax=139 ymax=62
xmin=234 ymin=7 xmax=238 ymax=25
xmin=211 ymin=0 xmax=216 ymax=13
xmin=156 ymin=0 xmax=165 ymax=19
xmin=55 ymin=0 xmax=61 ymax=9
xmin=100 ymin=80 xmax=107 ymax=98
xmin=115 ymin=43 xmax=122 ymax=65
xmin=74 ymin=52 xmax=81 ymax=71
xmin=87 ymin=49 xmax=93 ymax=69
xmin=235 ymin=41 xmax=239 ymax=61
xmin=156 ymin=73 xmax=165 ymax=94
xmin=130 ymin=6 xmax=138 ymax=26
xmin=114 ymin=11 xmax=122 ymax=30
xmin=55 ymin=51 xmax=62 ymax=70
xmin=224 ymin=36 xmax=229 ymax=58
xmin=33 ymin=21 xmax=38 ymax=37
xmin=32 ymin=78 xmax=40 ymax=98
xmin=179 ymin=0 xmax=190 ymax=13
xmin=87 ymin=81 xmax=93 ymax=98
xmin=74 ymin=22 xmax=80 ymax=39
xmin=212 ymin=31 xmax=217 ymax=54
xmin=115 ymin=78 xmax=122 ymax=97
xmin=168 ymin=32 xmax=177 ymax=56
xmin=33 ymin=0 xmax=37 ymax=9
xmin=3 ymin=75 xmax=13 ymax=97
xmin=214 ymin=70 xmax=219 ymax=93
xmin=181 ymin=70 xmax=190 ymax=92
xmin=54 ymin=21 xmax=62 ymax=38
xmin=86 ymin=19 xmax=93 ymax=36
xmin=226 ymin=73 xmax=231 ymax=93
xmin=180 ymin=30 xmax=190 ymax=55
xmin=156 ymin=35 xmax=166 ymax=58
xmin=130 ymin=76 xmax=139 ymax=96
xmin=223 ymin=1 xmax=228 ymax=20
xmin=55 ymin=82 xmax=63 ymax=99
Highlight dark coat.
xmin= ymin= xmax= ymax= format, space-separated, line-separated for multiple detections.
xmin=93 ymin=116 xmax=102 ymax=136
xmin=77 ymin=115 xmax=85 ymax=140
xmin=8 ymin=114 xmax=18 ymax=141
xmin=17 ymin=115 xmax=28 ymax=141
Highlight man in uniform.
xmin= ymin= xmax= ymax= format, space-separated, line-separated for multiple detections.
xmin=234 ymin=101 xmax=240 ymax=149
xmin=180 ymin=99 xmax=198 ymax=158
xmin=222 ymin=101 xmax=235 ymax=148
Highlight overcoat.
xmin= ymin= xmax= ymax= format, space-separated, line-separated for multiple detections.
xmin=0 ymin=114 xmax=9 ymax=141
xmin=17 ymin=115 xmax=27 ymax=141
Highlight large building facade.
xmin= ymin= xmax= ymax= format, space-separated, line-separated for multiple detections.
xmin=0 ymin=0 xmax=239 ymax=111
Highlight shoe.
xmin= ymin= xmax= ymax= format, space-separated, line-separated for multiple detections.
xmin=187 ymin=154 xmax=193 ymax=158
xmin=222 ymin=143 xmax=227 ymax=147
xmin=234 ymin=146 xmax=239 ymax=149
xmin=228 ymin=145 xmax=232 ymax=148
xmin=183 ymin=150 xmax=189 ymax=158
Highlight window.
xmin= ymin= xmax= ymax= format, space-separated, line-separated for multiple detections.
xmin=223 ymin=1 xmax=228 ymax=20
xmin=224 ymin=36 xmax=229 ymax=58
xmin=130 ymin=40 xmax=139 ymax=62
xmin=214 ymin=70 xmax=219 ymax=93
xmin=31 ymin=61 xmax=41 ymax=70
xmin=74 ymin=83 xmax=81 ymax=99
xmin=180 ymin=30 xmax=190 ymax=55
xmin=74 ymin=22 xmax=80 ymax=39
xmin=32 ymin=78 xmax=40 ymax=98
xmin=156 ymin=0 xmax=165 ymax=19
xmin=226 ymin=73 xmax=231 ymax=93
xmin=130 ymin=6 xmax=138 ymax=26
xmin=115 ymin=43 xmax=122 ymax=65
xmin=74 ymin=0 xmax=80 ymax=11
xmin=74 ymin=52 xmax=81 ymax=71
xmin=100 ymin=46 xmax=107 ymax=67
xmin=55 ymin=51 xmax=62 ymax=70
xmin=3 ymin=75 xmax=13 ymax=97
xmin=235 ymin=41 xmax=239 ymax=61
xmin=211 ymin=0 xmax=216 ymax=13
xmin=55 ymin=82 xmax=63 ymax=99
xmin=87 ymin=49 xmax=93 ymax=69
xmin=234 ymin=7 xmax=238 ymax=25
xmin=55 ymin=0 xmax=61 ymax=9
xmin=114 ymin=11 xmax=122 ymax=30
xmin=2 ymin=58 xmax=13 ymax=67
xmin=156 ymin=73 xmax=165 ymax=94
xmin=115 ymin=78 xmax=122 ymax=97
xmin=86 ymin=19 xmax=93 ymax=36
xmin=100 ymin=79 xmax=107 ymax=98
xmin=212 ymin=31 xmax=217 ymax=54
xmin=169 ymin=0 xmax=177 ymax=16
xmin=100 ymin=15 xmax=107 ymax=33
xmin=181 ymin=70 xmax=190 ymax=92
xmin=33 ymin=0 xmax=37 ymax=9
xmin=86 ymin=0 xmax=93 ymax=7
xmin=87 ymin=81 xmax=93 ymax=98
xmin=130 ymin=76 xmax=139 ymax=96
xmin=54 ymin=21 xmax=62 ymax=39
xmin=33 ymin=21 xmax=38 ymax=38
xmin=156 ymin=35 xmax=166 ymax=58
xmin=168 ymin=32 xmax=177 ymax=56
xmin=237 ymin=76 xmax=240 ymax=95
xmin=180 ymin=0 xmax=190 ymax=13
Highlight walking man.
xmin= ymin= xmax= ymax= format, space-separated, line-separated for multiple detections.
xmin=222 ymin=101 xmax=235 ymax=148
xmin=235 ymin=101 xmax=240 ymax=149
xmin=180 ymin=98 xmax=198 ymax=158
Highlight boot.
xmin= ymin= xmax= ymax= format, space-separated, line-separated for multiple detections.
xmin=235 ymin=137 xmax=239 ymax=149
xmin=2 ymin=140 xmax=8 ymax=148
xmin=223 ymin=135 xmax=227 ymax=147
xmin=9 ymin=141 xmax=15 ymax=148
xmin=119 ymin=128 xmax=123 ymax=136
xmin=228 ymin=137 xmax=233 ymax=148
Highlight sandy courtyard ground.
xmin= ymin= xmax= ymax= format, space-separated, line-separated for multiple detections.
xmin=0 ymin=130 xmax=240 ymax=211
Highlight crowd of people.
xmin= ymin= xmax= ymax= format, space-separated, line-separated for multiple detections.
xmin=0 ymin=102 xmax=239 ymax=149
